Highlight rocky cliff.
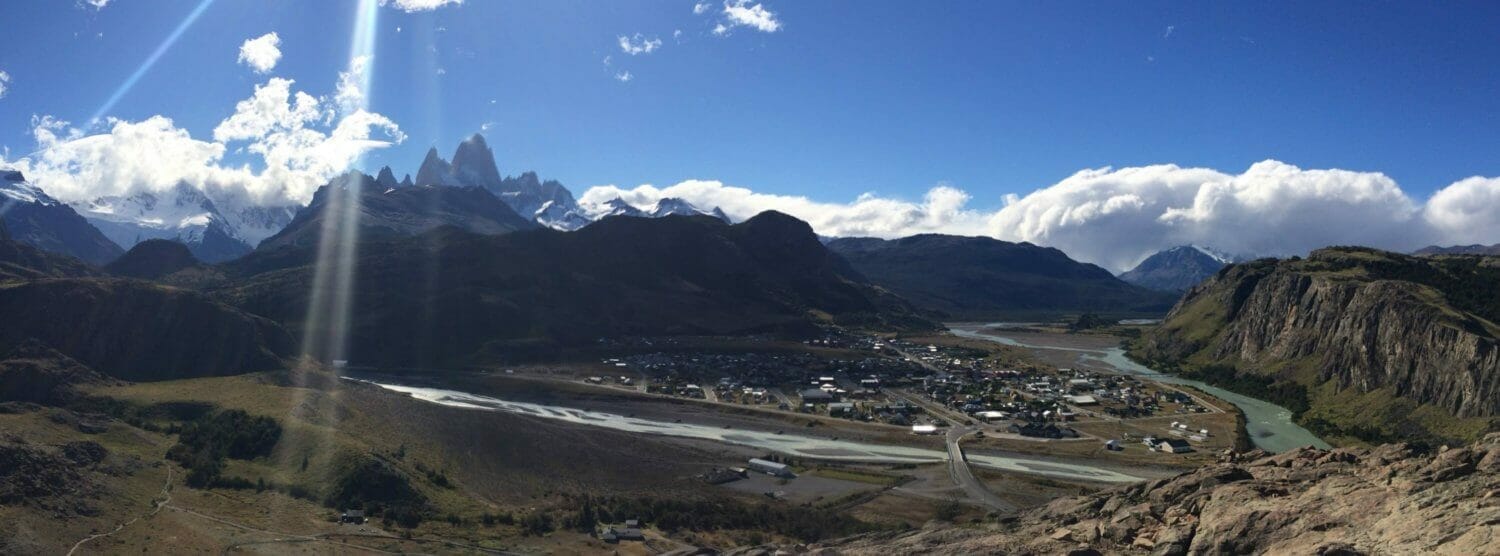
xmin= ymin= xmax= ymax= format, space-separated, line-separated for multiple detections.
xmin=1134 ymin=247 xmax=1500 ymax=443
xmin=742 ymin=436 xmax=1500 ymax=555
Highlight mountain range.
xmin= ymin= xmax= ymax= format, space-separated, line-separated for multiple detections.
xmin=257 ymin=170 xmax=539 ymax=251
xmin=1415 ymin=243 xmax=1500 ymax=256
xmin=826 ymin=234 xmax=1177 ymax=318
xmin=76 ymin=181 xmax=296 ymax=263
xmin=1119 ymin=245 xmax=1238 ymax=292
xmin=214 ymin=211 xmax=932 ymax=366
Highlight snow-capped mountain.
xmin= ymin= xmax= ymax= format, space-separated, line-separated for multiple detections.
xmin=648 ymin=197 xmax=731 ymax=222
xmin=1118 ymin=245 xmax=1243 ymax=292
xmin=592 ymin=197 xmax=648 ymax=219
xmin=1188 ymin=244 xmax=1237 ymax=265
xmin=76 ymin=182 xmax=294 ymax=263
xmin=408 ymin=133 xmax=731 ymax=231
xmin=414 ymin=134 xmax=589 ymax=230
xmin=0 ymin=169 xmax=124 ymax=264
xmin=580 ymin=196 xmax=731 ymax=224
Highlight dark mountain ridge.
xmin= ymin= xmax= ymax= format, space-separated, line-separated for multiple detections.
xmin=103 ymin=239 xmax=202 ymax=280
xmin=1416 ymin=243 xmax=1500 ymax=256
xmin=0 ymin=277 xmax=293 ymax=382
xmin=827 ymin=234 xmax=1177 ymax=318
xmin=217 ymin=211 xmax=933 ymax=366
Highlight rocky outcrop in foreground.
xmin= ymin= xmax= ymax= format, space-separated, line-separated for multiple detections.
xmin=741 ymin=437 xmax=1500 ymax=555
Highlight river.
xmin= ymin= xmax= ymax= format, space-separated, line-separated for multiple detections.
xmin=345 ymin=377 xmax=1146 ymax=484
xmin=947 ymin=324 xmax=1330 ymax=453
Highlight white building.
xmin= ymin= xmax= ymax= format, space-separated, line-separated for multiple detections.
xmin=748 ymin=458 xmax=794 ymax=478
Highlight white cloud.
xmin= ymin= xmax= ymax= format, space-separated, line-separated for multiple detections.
xmin=602 ymin=55 xmax=612 ymax=66
xmin=693 ymin=2 xmax=710 ymax=15
xmin=614 ymin=71 xmax=633 ymax=82
xmin=673 ymin=29 xmax=683 ymax=41
xmin=0 ymin=70 xmax=10 ymax=99
xmin=334 ymin=55 xmax=372 ymax=114
xmin=578 ymin=161 xmax=1500 ymax=271
xmin=989 ymin=161 xmax=1432 ymax=271
xmin=618 ymin=33 xmax=663 ymax=55
xmin=4 ymin=67 xmax=404 ymax=209
xmin=1424 ymin=176 xmax=1500 ymax=245
xmin=237 ymin=32 xmax=283 ymax=74
xmin=720 ymin=0 xmax=782 ymax=34
xmin=81 ymin=0 xmax=109 ymax=9
xmin=379 ymin=0 xmax=462 ymax=12
xmin=712 ymin=23 xmax=729 ymax=36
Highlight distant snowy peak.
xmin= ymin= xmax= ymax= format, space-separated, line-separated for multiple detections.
xmin=0 ymin=170 xmax=58 ymax=206
xmin=1119 ymin=244 xmax=1241 ymax=292
xmin=648 ymin=197 xmax=729 ymax=221
xmin=583 ymin=196 xmax=731 ymax=225
xmin=0 ymin=169 xmax=124 ymax=264
xmin=1189 ymin=245 xmax=1238 ymax=265
xmin=69 ymin=181 xmax=291 ymax=262
xmin=595 ymin=197 xmax=647 ymax=218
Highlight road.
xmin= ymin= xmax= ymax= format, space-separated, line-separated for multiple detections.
xmin=887 ymin=389 xmax=1013 ymax=511
xmin=946 ymin=425 xmax=1016 ymax=512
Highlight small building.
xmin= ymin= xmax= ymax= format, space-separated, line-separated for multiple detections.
xmin=603 ymin=526 xmax=645 ymax=542
xmin=800 ymin=389 xmax=834 ymax=403
xmin=1104 ymin=439 xmax=1123 ymax=451
xmin=827 ymin=402 xmax=855 ymax=416
xmin=1065 ymin=395 xmax=1099 ymax=405
xmin=748 ymin=458 xmax=794 ymax=478
xmin=340 ymin=509 xmax=366 ymax=524
xmin=975 ymin=410 xmax=1009 ymax=423
xmin=1150 ymin=438 xmax=1193 ymax=453
xmin=911 ymin=424 xmax=940 ymax=435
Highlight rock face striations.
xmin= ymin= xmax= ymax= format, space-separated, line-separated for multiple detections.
xmin=745 ymin=436 xmax=1500 ymax=555
xmin=1134 ymin=247 xmax=1500 ymax=443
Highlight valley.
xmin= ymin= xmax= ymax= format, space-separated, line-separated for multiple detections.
xmin=2 ymin=137 xmax=1497 ymax=554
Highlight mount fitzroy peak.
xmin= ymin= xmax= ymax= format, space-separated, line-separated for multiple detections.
xmin=411 ymin=133 xmax=728 ymax=230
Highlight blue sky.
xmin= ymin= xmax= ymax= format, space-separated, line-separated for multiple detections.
xmin=4 ymin=1 xmax=1498 ymax=203
xmin=3 ymin=1 xmax=1500 ymax=268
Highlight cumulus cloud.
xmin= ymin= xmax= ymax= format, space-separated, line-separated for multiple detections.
xmin=614 ymin=71 xmax=633 ymax=82
xmin=1424 ymin=176 xmax=1500 ymax=245
xmin=81 ymin=0 xmax=109 ymax=9
xmin=618 ymin=33 xmax=662 ymax=55
xmin=719 ymin=0 xmax=782 ymax=34
xmin=379 ymin=0 xmax=462 ymax=12
xmin=3 ymin=66 xmax=404 ymax=209
xmin=237 ymin=32 xmax=282 ymax=74
xmin=0 ymin=70 xmax=9 ymax=99
xmin=988 ymin=161 xmax=1430 ymax=271
xmin=693 ymin=2 xmax=710 ymax=15
xmin=579 ymin=161 xmax=1500 ymax=271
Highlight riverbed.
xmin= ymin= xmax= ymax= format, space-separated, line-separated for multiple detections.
xmin=345 ymin=377 xmax=1146 ymax=484
xmin=947 ymin=323 xmax=1330 ymax=453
